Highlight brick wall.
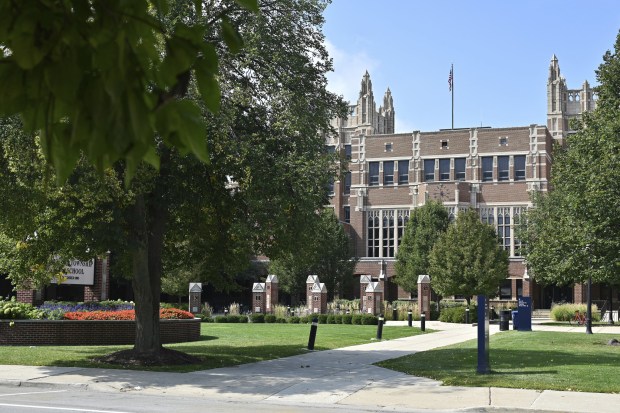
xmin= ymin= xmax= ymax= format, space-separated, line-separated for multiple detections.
xmin=0 ymin=319 xmax=201 ymax=346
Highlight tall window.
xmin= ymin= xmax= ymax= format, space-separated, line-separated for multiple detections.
xmin=327 ymin=176 xmax=334 ymax=194
xmin=345 ymin=144 xmax=352 ymax=160
xmin=344 ymin=206 xmax=350 ymax=224
xmin=514 ymin=155 xmax=526 ymax=181
xmin=482 ymin=156 xmax=493 ymax=181
xmin=499 ymin=280 xmax=512 ymax=300
xmin=439 ymin=159 xmax=450 ymax=181
xmin=498 ymin=156 xmax=509 ymax=181
xmin=480 ymin=207 xmax=494 ymax=225
xmin=344 ymin=172 xmax=351 ymax=194
xmin=382 ymin=210 xmax=395 ymax=257
xmin=383 ymin=161 xmax=394 ymax=185
xmin=424 ymin=159 xmax=435 ymax=182
xmin=369 ymin=162 xmax=379 ymax=186
xmin=366 ymin=209 xmax=409 ymax=258
xmin=454 ymin=158 xmax=466 ymax=181
xmin=367 ymin=211 xmax=380 ymax=257
xmin=513 ymin=207 xmax=525 ymax=256
xmin=398 ymin=160 xmax=409 ymax=184
xmin=497 ymin=207 xmax=511 ymax=251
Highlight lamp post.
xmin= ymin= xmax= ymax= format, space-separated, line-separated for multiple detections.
xmin=585 ymin=245 xmax=593 ymax=335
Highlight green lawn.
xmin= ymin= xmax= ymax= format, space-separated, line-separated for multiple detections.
xmin=377 ymin=331 xmax=620 ymax=393
xmin=0 ymin=323 xmax=426 ymax=373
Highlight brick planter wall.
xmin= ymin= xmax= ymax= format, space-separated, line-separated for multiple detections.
xmin=0 ymin=318 xmax=201 ymax=346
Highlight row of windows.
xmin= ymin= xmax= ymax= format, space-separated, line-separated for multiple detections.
xmin=369 ymin=160 xmax=409 ymax=186
xmin=363 ymin=206 xmax=526 ymax=259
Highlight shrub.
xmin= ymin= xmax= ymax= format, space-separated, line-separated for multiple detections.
xmin=300 ymin=316 xmax=309 ymax=324
xmin=361 ymin=315 xmax=378 ymax=325
xmin=318 ymin=314 xmax=328 ymax=324
xmin=201 ymin=315 xmax=213 ymax=322
xmin=341 ymin=314 xmax=352 ymax=324
xmin=1 ymin=297 xmax=44 ymax=319
xmin=326 ymin=315 xmax=335 ymax=324
xmin=288 ymin=316 xmax=300 ymax=324
xmin=239 ymin=315 xmax=248 ymax=323
xmin=264 ymin=314 xmax=277 ymax=323
xmin=333 ymin=315 xmax=342 ymax=324
xmin=276 ymin=317 xmax=286 ymax=323
xmin=226 ymin=315 xmax=241 ymax=323
xmin=214 ymin=315 xmax=228 ymax=323
xmin=351 ymin=314 xmax=362 ymax=325
xmin=228 ymin=302 xmax=240 ymax=316
xmin=438 ymin=306 xmax=477 ymax=323
xmin=250 ymin=313 xmax=265 ymax=323
xmin=551 ymin=303 xmax=600 ymax=322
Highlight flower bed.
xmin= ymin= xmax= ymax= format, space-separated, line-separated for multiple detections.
xmin=0 ymin=317 xmax=201 ymax=346
xmin=63 ymin=308 xmax=194 ymax=321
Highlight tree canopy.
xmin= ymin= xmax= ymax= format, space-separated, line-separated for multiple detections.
xmin=394 ymin=201 xmax=450 ymax=294
xmin=429 ymin=209 xmax=509 ymax=305
xmin=0 ymin=0 xmax=257 ymax=183
xmin=270 ymin=209 xmax=356 ymax=302
xmin=522 ymin=30 xmax=620 ymax=287
xmin=0 ymin=0 xmax=345 ymax=362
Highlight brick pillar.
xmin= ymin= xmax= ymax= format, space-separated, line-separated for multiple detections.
xmin=365 ymin=282 xmax=383 ymax=315
xmin=84 ymin=255 xmax=109 ymax=302
xmin=310 ymin=282 xmax=327 ymax=314
xmin=265 ymin=274 xmax=279 ymax=314
xmin=359 ymin=275 xmax=371 ymax=312
xmin=307 ymin=275 xmax=319 ymax=309
xmin=252 ymin=283 xmax=266 ymax=313
xmin=16 ymin=289 xmax=36 ymax=305
xmin=417 ymin=274 xmax=431 ymax=319
xmin=574 ymin=283 xmax=585 ymax=304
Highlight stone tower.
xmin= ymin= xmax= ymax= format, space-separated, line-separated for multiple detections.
xmin=547 ymin=54 xmax=596 ymax=141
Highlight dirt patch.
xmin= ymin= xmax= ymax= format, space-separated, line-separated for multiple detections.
xmin=94 ymin=347 xmax=201 ymax=366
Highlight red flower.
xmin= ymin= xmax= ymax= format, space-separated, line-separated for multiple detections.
xmin=63 ymin=308 xmax=195 ymax=320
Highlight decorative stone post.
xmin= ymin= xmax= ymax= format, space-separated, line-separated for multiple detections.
xmin=310 ymin=281 xmax=327 ymax=314
xmin=306 ymin=275 xmax=319 ymax=309
xmin=359 ymin=275 xmax=371 ymax=312
xmin=84 ymin=255 xmax=109 ymax=302
xmin=365 ymin=281 xmax=384 ymax=315
xmin=417 ymin=274 xmax=431 ymax=320
xmin=265 ymin=274 xmax=278 ymax=314
xmin=189 ymin=282 xmax=202 ymax=315
xmin=252 ymin=282 xmax=266 ymax=313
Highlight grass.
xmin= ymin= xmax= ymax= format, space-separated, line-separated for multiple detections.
xmin=0 ymin=323 xmax=427 ymax=373
xmin=377 ymin=331 xmax=620 ymax=393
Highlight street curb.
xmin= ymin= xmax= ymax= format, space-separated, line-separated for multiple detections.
xmin=0 ymin=378 xmax=89 ymax=390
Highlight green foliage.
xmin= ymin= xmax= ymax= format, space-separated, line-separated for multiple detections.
xmin=270 ymin=210 xmax=357 ymax=301
xmin=522 ymin=31 xmax=620 ymax=287
xmin=438 ymin=306 xmax=477 ymax=324
xmin=342 ymin=314 xmax=353 ymax=324
xmin=550 ymin=303 xmax=601 ymax=322
xmin=300 ymin=316 xmax=310 ymax=324
xmin=0 ymin=297 xmax=44 ymax=319
xmin=333 ymin=315 xmax=342 ymax=324
xmin=395 ymin=201 xmax=450 ymax=294
xmin=288 ymin=316 xmax=300 ymax=324
xmin=361 ymin=315 xmax=378 ymax=325
xmin=250 ymin=313 xmax=265 ymax=323
xmin=351 ymin=314 xmax=362 ymax=325
xmin=317 ymin=314 xmax=328 ymax=324
xmin=201 ymin=315 xmax=214 ymax=323
xmin=0 ymin=0 xmax=257 ymax=183
xmin=264 ymin=314 xmax=277 ymax=323
xmin=429 ymin=209 xmax=509 ymax=301
xmin=214 ymin=315 xmax=228 ymax=323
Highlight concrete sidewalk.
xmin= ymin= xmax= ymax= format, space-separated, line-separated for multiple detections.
xmin=2 ymin=320 xmax=620 ymax=412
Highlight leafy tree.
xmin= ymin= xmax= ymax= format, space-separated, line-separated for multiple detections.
xmin=394 ymin=201 xmax=450 ymax=294
xmin=270 ymin=210 xmax=357 ymax=302
xmin=522 ymin=31 xmax=620 ymax=289
xmin=429 ymin=209 xmax=509 ymax=306
xmin=0 ymin=0 xmax=345 ymax=362
xmin=0 ymin=0 xmax=256 ymax=183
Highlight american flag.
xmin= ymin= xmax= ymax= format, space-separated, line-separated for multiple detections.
xmin=448 ymin=66 xmax=453 ymax=92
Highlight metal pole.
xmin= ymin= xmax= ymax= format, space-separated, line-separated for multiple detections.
xmin=376 ymin=314 xmax=384 ymax=340
xmin=465 ymin=307 xmax=470 ymax=324
xmin=307 ymin=317 xmax=318 ymax=350
xmin=407 ymin=310 xmax=412 ymax=327
xmin=451 ymin=63 xmax=454 ymax=129
xmin=420 ymin=312 xmax=426 ymax=331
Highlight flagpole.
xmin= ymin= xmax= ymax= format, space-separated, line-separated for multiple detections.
xmin=451 ymin=63 xmax=454 ymax=129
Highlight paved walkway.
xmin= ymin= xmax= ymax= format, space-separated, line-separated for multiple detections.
xmin=2 ymin=320 xmax=620 ymax=412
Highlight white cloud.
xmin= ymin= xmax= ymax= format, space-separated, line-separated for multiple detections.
xmin=325 ymin=40 xmax=379 ymax=104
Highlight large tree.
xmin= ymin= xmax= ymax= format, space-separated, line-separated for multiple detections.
xmin=429 ymin=209 xmax=509 ymax=306
xmin=523 ymin=31 xmax=620 ymax=289
xmin=0 ymin=0 xmax=345 ymax=362
xmin=270 ymin=209 xmax=356 ymax=302
xmin=394 ymin=201 xmax=450 ymax=294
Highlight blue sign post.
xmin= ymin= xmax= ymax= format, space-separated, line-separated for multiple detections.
xmin=477 ymin=295 xmax=490 ymax=374
xmin=517 ymin=296 xmax=532 ymax=331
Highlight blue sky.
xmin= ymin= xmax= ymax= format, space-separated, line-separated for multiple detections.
xmin=322 ymin=1 xmax=620 ymax=133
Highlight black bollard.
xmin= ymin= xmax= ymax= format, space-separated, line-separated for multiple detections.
xmin=307 ymin=317 xmax=318 ymax=350
xmin=407 ymin=310 xmax=413 ymax=327
xmin=465 ymin=307 xmax=470 ymax=324
xmin=376 ymin=314 xmax=384 ymax=340
xmin=392 ymin=308 xmax=398 ymax=322
xmin=421 ymin=312 xmax=426 ymax=331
